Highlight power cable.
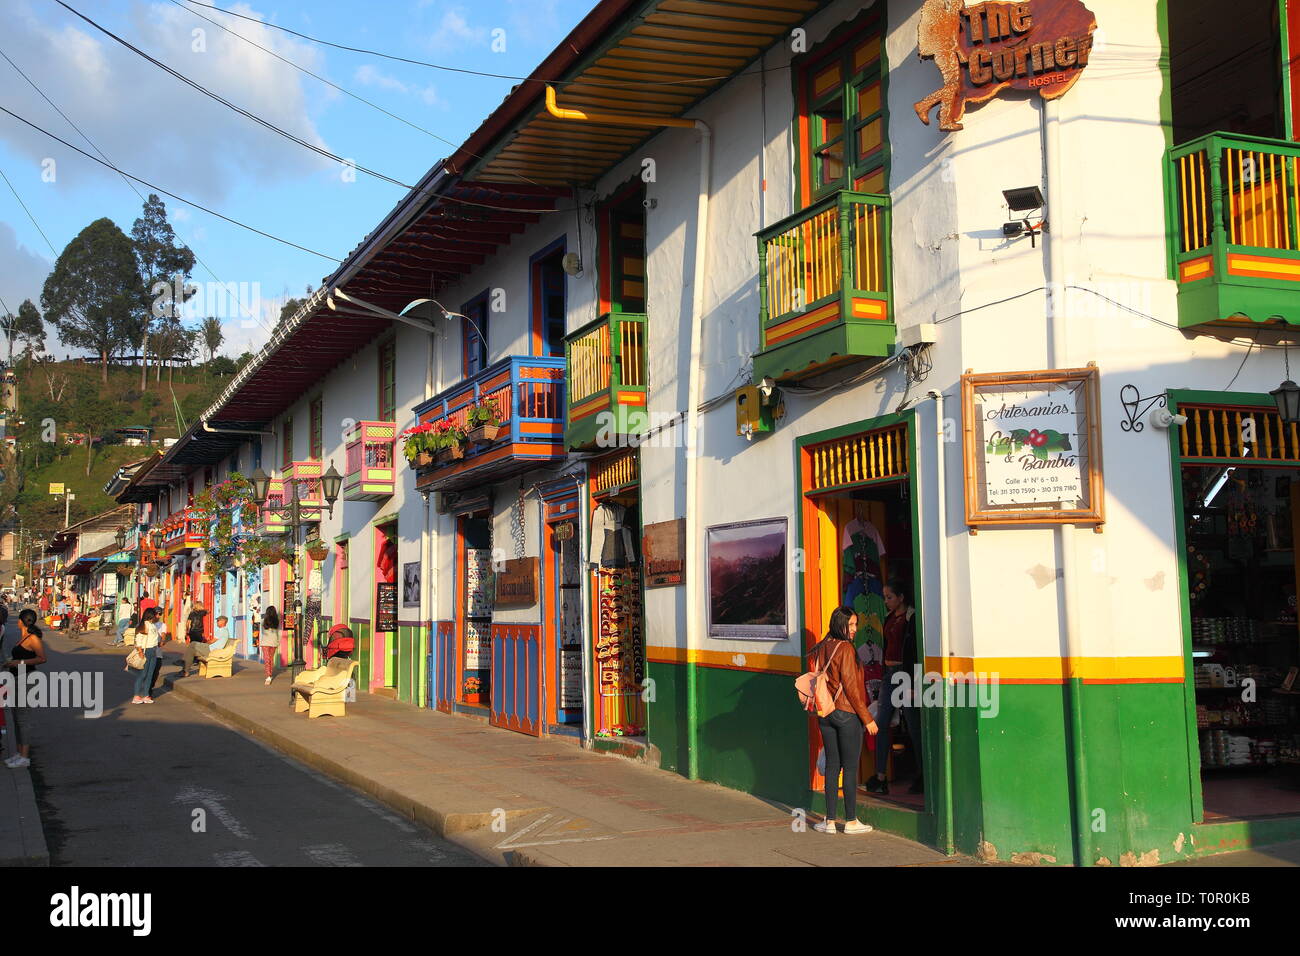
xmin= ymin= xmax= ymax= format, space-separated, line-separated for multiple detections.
xmin=53 ymin=0 xmax=413 ymax=190
xmin=0 ymin=105 xmax=341 ymax=262
xmin=0 ymin=165 xmax=57 ymax=256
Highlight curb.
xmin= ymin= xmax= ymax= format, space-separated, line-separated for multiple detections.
xmin=164 ymin=677 xmax=547 ymax=866
xmin=0 ymin=765 xmax=50 ymax=867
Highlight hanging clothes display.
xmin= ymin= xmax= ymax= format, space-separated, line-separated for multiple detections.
xmin=590 ymin=502 xmax=636 ymax=567
xmin=841 ymin=514 xmax=886 ymax=606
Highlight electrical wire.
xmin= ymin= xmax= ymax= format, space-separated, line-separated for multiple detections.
xmin=0 ymin=44 xmax=317 ymax=358
xmin=0 ymin=105 xmax=341 ymax=262
xmin=53 ymin=0 xmax=413 ymax=190
xmin=0 ymin=164 xmax=57 ymax=256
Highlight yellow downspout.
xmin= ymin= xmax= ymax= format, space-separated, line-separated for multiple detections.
xmin=544 ymin=85 xmax=696 ymax=129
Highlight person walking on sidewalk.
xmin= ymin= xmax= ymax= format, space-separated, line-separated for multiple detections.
xmin=258 ymin=606 xmax=281 ymax=685
xmin=178 ymin=600 xmax=210 ymax=678
xmin=132 ymin=607 xmax=162 ymax=704
xmin=809 ymin=605 xmax=878 ymax=834
xmin=6 ymin=609 xmax=47 ymax=768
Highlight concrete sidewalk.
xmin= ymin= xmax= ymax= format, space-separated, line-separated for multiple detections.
xmin=144 ymin=645 xmax=963 ymax=867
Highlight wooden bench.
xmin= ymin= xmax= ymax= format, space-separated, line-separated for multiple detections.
xmin=198 ymin=641 xmax=238 ymax=679
xmin=291 ymin=659 xmax=358 ymax=719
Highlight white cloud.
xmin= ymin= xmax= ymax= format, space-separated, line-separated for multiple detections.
xmin=426 ymin=9 xmax=486 ymax=52
xmin=0 ymin=221 xmax=51 ymax=318
xmin=0 ymin=0 xmax=336 ymax=204
xmin=354 ymin=64 xmax=442 ymax=107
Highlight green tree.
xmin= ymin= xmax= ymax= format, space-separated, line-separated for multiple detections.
xmin=200 ymin=315 xmax=224 ymax=361
xmin=14 ymin=300 xmax=45 ymax=361
xmin=206 ymin=355 xmax=236 ymax=376
xmin=131 ymin=194 xmax=195 ymax=390
xmin=40 ymin=218 xmax=143 ymax=384
xmin=151 ymin=317 xmax=195 ymax=386
xmin=72 ymin=392 xmax=117 ymax=477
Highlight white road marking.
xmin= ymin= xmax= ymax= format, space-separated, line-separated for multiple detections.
xmin=174 ymin=786 xmax=252 ymax=839
xmin=495 ymin=812 xmax=617 ymax=850
xmin=213 ymin=850 xmax=264 ymax=867
xmin=303 ymin=843 xmax=364 ymax=867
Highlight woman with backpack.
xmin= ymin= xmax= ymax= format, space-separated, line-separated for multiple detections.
xmin=807 ymin=605 xmax=878 ymax=834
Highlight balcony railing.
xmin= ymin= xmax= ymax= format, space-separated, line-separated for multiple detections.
xmin=1166 ymin=132 xmax=1300 ymax=330
xmin=285 ymin=461 xmax=324 ymax=522
xmin=752 ymin=190 xmax=895 ymax=382
xmin=161 ymin=508 xmax=205 ymax=555
xmin=413 ymin=355 xmax=565 ymax=492
xmin=258 ymin=477 xmax=289 ymax=535
xmin=344 ymin=420 xmax=396 ymax=502
xmin=564 ymin=312 xmax=646 ymax=450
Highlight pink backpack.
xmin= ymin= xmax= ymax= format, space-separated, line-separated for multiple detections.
xmin=795 ymin=641 xmax=847 ymax=717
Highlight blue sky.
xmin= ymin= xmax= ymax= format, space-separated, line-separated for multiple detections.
xmin=0 ymin=0 xmax=587 ymax=357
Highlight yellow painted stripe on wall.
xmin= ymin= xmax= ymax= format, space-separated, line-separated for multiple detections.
xmin=923 ymin=655 xmax=1185 ymax=683
xmin=646 ymin=645 xmax=803 ymax=675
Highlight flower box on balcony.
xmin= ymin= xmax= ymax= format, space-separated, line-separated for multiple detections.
xmin=751 ymin=190 xmax=895 ymax=383
xmin=412 ymin=355 xmax=565 ymax=493
xmin=1166 ymin=132 xmax=1300 ymax=332
xmin=564 ymin=312 xmax=647 ymax=451
xmin=344 ymin=420 xmax=396 ymax=502
xmin=436 ymin=443 xmax=466 ymax=463
xmin=468 ymin=423 xmax=501 ymax=445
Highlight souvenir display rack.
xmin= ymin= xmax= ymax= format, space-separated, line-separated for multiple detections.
xmin=595 ymin=566 xmax=645 ymax=737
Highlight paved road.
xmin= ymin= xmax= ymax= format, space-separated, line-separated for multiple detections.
xmin=13 ymin=620 xmax=483 ymax=867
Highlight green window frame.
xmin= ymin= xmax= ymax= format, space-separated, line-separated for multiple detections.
xmin=798 ymin=13 xmax=887 ymax=205
xmin=378 ymin=338 xmax=396 ymax=422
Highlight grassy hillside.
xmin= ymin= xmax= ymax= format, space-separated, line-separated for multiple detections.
xmin=3 ymin=358 xmax=239 ymax=531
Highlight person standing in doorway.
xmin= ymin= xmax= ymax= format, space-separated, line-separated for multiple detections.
xmin=865 ymin=578 xmax=921 ymax=795
xmin=258 ymin=606 xmax=281 ymax=685
xmin=809 ymin=606 xmax=878 ymax=834
xmin=133 ymin=607 xmax=161 ymax=704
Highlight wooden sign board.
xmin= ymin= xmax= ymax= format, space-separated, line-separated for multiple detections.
xmin=495 ymin=557 xmax=538 ymax=608
xmin=961 ymin=366 xmax=1105 ymax=529
xmin=915 ymin=0 xmax=1097 ymax=131
xmin=643 ymin=518 xmax=685 ymax=587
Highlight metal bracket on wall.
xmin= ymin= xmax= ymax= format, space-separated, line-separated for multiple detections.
xmin=1119 ymin=384 xmax=1167 ymax=433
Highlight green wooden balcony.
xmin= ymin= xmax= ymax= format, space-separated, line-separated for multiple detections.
xmin=752 ymin=190 xmax=895 ymax=383
xmin=1166 ymin=132 xmax=1300 ymax=333
xmin=564 ymin=312 xmax=647 ymax=451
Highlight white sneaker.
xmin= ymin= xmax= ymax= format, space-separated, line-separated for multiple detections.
xmin=813 ymin=820 xmax=838 ymax=834
xmin=5 ymin=755 xmax=30 ymax=768
xmin=265 ymin=677 xmax=273 ymax=685
xmin=843 ymin=820 xmax=873 ymax=834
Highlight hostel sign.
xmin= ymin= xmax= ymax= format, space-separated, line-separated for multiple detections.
xmin=961 ymin=367 xmax=1105 ymax=528
xmin=915 ymin=0 xmax=1098 ymax=131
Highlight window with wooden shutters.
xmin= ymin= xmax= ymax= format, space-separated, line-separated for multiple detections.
xmin=378 ymin=339 xmax=396 ymax=421
xmin=799 ymin=13 xmax=886 ymax=206
xmin=282 ymin=417 xmax=293 ymax=470
xmin=309 ymin=397 xmax=323 ymax=461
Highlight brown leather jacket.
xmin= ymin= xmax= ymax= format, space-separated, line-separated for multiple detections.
xmin=810 ymin=638 xmax=875 ymax=731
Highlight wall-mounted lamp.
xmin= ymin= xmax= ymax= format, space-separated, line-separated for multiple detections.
xmin=1001 ymin=186 xmax=1046 ymax=248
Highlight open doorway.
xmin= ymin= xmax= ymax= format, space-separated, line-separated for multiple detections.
xmin=1180 ymin=445 xmax=1300 ymax=819
xmin=1169 ymin=0 xmax=1286 ymax=143
xmin=799 ymin=419 xmax=926 ymax=810
xmin=458 ymin=512 xmax=493 ymax=708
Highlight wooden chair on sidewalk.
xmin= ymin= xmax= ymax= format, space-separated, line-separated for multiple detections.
xmin=198 ymin=642 xmax=238 ymax=679
xmin=292 ymin=658 xmax=358 ymax=718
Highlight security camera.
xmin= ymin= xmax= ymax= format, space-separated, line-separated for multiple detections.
xmin=642 ymin=198 xmax=657 ymax=209
xmin=1151 ymin=408 xmax=1188 ymax=429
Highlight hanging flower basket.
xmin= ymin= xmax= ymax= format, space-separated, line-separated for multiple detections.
xmin=305 ymin=541 xmax=329 ymax=562
xmin=467 ymin=423 xmax=501 ymax=445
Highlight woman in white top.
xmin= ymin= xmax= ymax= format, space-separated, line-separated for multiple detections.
xmin=132 ymin=607 xmax=162 ymax=704
xmin=258 ymin=606 xmax=282 ymax=685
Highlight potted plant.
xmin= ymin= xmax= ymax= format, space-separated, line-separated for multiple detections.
xmin=466 ymin=397 xmax=503 ymax=444
xmin=433 ymin=420 xmax=467 ymax=462
xmin=399 ymin=422 xmax=436 ymax=468
xmin=305 ymin=538 xmax=329 ymax=562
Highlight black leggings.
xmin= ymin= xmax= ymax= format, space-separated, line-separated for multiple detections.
xmin=818 ymin=709 xmax=864 ymax=820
